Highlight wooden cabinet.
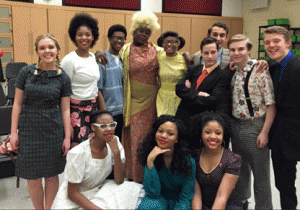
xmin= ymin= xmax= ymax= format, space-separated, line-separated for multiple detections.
xmin=48 ymin=9 xmax=82 ymax=58
xmin=84 ymin=11 xmax=105 ymax=52
xmin=191 ymin=17 xmax=219 ymax=55
xmin=0 ymin=1 xmax=243 ymax=63
xmin=161 ymin=16 xmax=191 ymax=53
xmin=102 ymin=13 xmax=126 ymax=49
xmin=12 ymin=6 xmax=47 ymax=64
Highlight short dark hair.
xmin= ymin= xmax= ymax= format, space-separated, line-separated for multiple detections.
xmin=90 ymin=110 xmax=113 ymax=124
xmin=68 ymin=13 xmax=99 ymax=48
xmin=200 ymin=37 xmax=219 ymax=51
xmin=138 ymin=115 xmax=193 ymax=177
xmin=191 ymin=112 xmax=232 ymax=149
xmin=208 ymin=22 xmax=229 ymax=36
xmin=107 ymin=24 xmax=127 ymax=38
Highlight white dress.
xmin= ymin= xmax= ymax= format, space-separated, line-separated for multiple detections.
xmin=52 ymin=137 xmax=143 ymax=209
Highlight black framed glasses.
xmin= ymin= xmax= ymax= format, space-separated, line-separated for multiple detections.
xmin=93 ymin=122 xmax=117 ymax=130
xmin=111 ymin=36 xmax=126 ymax=42
xmin=162 ymin=40 xmax=179 ymax=45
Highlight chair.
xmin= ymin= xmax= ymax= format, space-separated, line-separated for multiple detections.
xmin=0 ymin=84 xmax=15 ymax=180
xmin=0 ymin=84 xmax=6 ymax=106
xmin=7 ymin=78 xmax=16 ymax=104
xmin=0 ymin=84 xmax=12 ymax=135
xmin=5 ymin=62 xmax=27 ymax=105
xmin=5 ymin=62 xmax=27 ymax=80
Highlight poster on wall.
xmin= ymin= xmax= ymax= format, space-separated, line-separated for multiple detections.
xmin=163 ymin=0 xmax=222 ymax=16
xmin=63 ymin=0 xmax=140 ymax=10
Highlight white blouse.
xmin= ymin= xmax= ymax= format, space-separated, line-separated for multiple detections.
xmin=61 ymin=51 xmax=100 ymax=100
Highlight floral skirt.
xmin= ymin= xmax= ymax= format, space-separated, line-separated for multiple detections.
xmin=70 ymin=98 xmax=97 ymax=147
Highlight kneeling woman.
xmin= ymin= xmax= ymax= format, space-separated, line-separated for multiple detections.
xmin=191 ymin=112 xmax=242 ymax=210
xmin=52 ymin=110 xmax=142 ymax=209
xmin=138 ymin=115 xmax=196 ymax=210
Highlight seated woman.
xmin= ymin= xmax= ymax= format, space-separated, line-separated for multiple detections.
xmin=191 ymin=112 xmax=242 ymax=210
xmin=137 ymin=115 xmax=196 ymax=210
xmin=52 ymin=110 xmax=143 ymax=209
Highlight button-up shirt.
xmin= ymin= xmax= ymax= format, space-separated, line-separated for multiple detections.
xmin=231 ymin=59 xmax=275 ymax=119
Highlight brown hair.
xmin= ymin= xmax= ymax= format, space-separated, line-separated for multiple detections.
xmin=34 ymin=34 xmax=61 ymax=74
xmin=228 ymin=34 xmax=253 ymax=50
xmin=264 ymin=26 xmax=290 ymax=42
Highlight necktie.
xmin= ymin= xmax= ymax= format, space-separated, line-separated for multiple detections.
xmin=195 ymin=70 xmax=208 ymax=90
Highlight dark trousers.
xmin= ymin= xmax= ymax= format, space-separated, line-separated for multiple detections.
xmin=271 ymin=146 xmax=298 ymax=209
xmin=113 ymin=114 xmax=123 ymax=141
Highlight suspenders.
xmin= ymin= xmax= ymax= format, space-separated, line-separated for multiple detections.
xmin=243 ymin=65 xmax=255 ymax=119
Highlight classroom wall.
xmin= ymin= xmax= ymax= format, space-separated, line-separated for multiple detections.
xmin=243 ymin=0 xmax=300 ymax=58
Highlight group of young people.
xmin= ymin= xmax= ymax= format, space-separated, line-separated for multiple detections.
xmin=7 ymin=9 xmax=299 ymax=210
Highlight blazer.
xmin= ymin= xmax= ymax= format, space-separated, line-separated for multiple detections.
xmin=175 ymin=64 xmax=231 ymax=137
xmin=269 ymin=53 xmax=300 ymax=160
xmin=192 ymin=48 xmax=230 ymax=70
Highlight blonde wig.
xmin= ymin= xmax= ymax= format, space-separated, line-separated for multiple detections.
xmin=130 ymin=11 xmax=160 ymax=36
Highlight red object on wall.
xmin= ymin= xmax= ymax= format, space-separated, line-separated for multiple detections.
xmin=63 ymin=0 xmax=140 ymax=10
xmin=163 ymin=0 xmax=222 ymax=16
xmin=0 ymin=50 xmax=4 ymax=57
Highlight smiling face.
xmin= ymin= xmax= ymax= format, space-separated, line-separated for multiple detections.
xmin=36 ymin=37 xmax=59 ymax=67
xmin=109 ymin=31 xmax=126 ymax=54
xmin=92 ymin=114 xmax=115 ymax=142
xmin=229 ymin=40 xmax=251 ymax=67
xmin=209 ymin=26 xmax=228 ymax=48
xmin=133 ymin=27 xmax=151 ymax=46
xmin=264 ymin=33 xmax=291 ymax=63
xmin=162 ymin=36 xmax=179 ymax=57
xmin=155 ymin=121 xmax=178 ymax=151
xmin=201 ymin=43 xmax=219 ymax=68
xmin=75 ymin=25 xmax=94 ymax=52
xmin=201 ymin=121 xmax=224 ymax=150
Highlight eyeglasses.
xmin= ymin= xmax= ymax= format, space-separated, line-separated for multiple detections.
xmin=162 ymin=40 xmax=179 ymax=45
xmin=93 ymin=122 xmax=117 ymax=130
xmin=111 ymin=36 xmax=126 ymax=42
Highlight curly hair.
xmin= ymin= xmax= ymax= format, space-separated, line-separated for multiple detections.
xmin=138 ymin=115 xmax=193 ymax=177
xmin=130 ymin=11 xmax=160 ymax=37
xmin=190 ymin=111 xmax=232 ymax=149
xmin=68 ymin=13 xmax=99 ymax=48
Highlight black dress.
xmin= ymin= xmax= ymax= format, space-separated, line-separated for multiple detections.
xmin=196 ymin=149 xmax=243 ymax=209
xmin=15 ymin=64 xmax=72 ymax=179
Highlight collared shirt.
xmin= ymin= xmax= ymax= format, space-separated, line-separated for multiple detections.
xmin=277 ymin=50 xmax=293 ymax=82
xmin=98 ymin=50 xmax=123 ymax=116
xmin=203 ymin=62 xmax=219 ymax=75
xmin=231 ymin=59 xmax=275 ymax=119
xmin=201 ymin=47 xmax=223 ymax=65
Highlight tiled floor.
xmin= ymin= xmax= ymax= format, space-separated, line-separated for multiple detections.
xmin=0 ymin=160 xmax=300 ymax=209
